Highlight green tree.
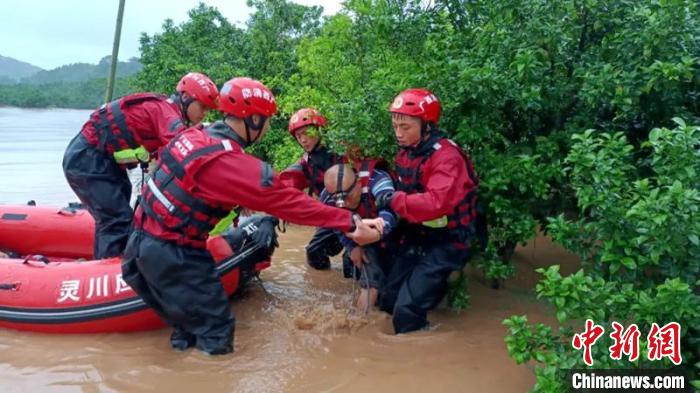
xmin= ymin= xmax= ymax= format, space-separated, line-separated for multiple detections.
xmin=505 ymin=121 xmax=700 ymax=391
xmin=136 ymin=1 xmax=325 ymax=169
xmin=282 ymin=0 xmax=699 ymax=277
xmin=137 ymin=3 xmax=250 ymax=93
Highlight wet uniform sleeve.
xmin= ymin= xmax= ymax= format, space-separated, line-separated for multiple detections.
xmin=150 ymin=102 xmax=187 ymax=146
xmin=195 ymin=153 xmax=353 ymax=232
xmin=279 ymin=159 xmax=309 ymax=190
xmin=390 ymin=148 xmax=476 ymax=223
xmin=369 ymin=170 xmax=397 ymax=237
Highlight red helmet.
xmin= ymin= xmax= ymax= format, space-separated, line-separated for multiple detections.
xmin=388 ymin=88 xmax=441 ymax=124
xmin=288 ymin=108 xmax=327 ymax=135
xmin=218 ymin=77 xmax=277 ymax=118
xmin=176 ymin=72 xmax=219 ymax=110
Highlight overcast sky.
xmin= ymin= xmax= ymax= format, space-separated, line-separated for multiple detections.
xmin=0 ymin=0 xmax=342 ymax=70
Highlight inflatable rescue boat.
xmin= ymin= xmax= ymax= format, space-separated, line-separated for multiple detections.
xmin=0 ymin=204 xmax=275 ymax=334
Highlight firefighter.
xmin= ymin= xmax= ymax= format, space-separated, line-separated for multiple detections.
xmin=63 ymin=72 xmax=218 ymax=258
xmin=121 ymin=77 xmax=379 ymax=355
xmin=279 ymin=108 xmax=347 ymax=271
xmin=376 ymin=88 xmax=480 ymax=333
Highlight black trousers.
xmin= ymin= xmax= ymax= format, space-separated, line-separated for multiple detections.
xmin=63 ymin=133 xmax=133 ymax=258
xmin=378 ymin=238 xmax=471 ymax=334
xmin=121 ymin=231 xmax=235 ymax=354
xmin=305 ymin=227 xmax=344 ymax=270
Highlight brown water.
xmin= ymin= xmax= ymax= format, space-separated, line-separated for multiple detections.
xmin=0 ymin=107 xmax=582 ymax=392
xmin=0 ymin=226 xmax=579 ymax=393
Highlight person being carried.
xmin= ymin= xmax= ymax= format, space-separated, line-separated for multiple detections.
xmin=63 ymin=72 xmax=219 ymax=259
xmin=375 ymin=88 xmax=480 ymax=334
xmin=322 ymin=161 xmax=397 ymax=312
xmin=122 ymin=77 xmax=379 ymax=356
xmin=279 ymin=108 xmax=348 ymax=271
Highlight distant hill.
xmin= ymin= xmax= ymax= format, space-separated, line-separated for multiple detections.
xmin=0 ymin=76 xmax=138 ymax=109
xmin=23 ymin=56 xmax=142 ymax=85
xmin=0 ymin=55 xmax=43 ymax=82
xmin=0 ymin=56 xmax=142 ymax=109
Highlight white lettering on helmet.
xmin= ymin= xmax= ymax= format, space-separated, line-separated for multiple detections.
xmin=197 ymin=78 xmax=210 ymax=92
xmin=242 ymin=88 xmax=252 ymax=99
xmin=417 ymin=94 xmax=439 ymax=112
xmin=253 ymin=88 xmax=262 ymax=98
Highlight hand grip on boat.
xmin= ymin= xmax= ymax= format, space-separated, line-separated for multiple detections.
xmin=22 ymin=255 xmax=50 ymax=265
xmin=0 ymin=282 xmax=20 ymax=291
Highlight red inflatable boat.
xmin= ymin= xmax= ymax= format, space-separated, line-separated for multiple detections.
xmin=0 ymin=204 xmax=274 ymax=334
xmin=0 ymin=203 xmax=94 ymax=259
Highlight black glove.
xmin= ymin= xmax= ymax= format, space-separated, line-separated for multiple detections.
xmin=249 ymin=216 xmax=279 ymax=250
xmin=375 ymin=191 xmax=395 ymax=211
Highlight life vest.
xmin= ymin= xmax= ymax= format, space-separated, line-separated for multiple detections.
xmin=301 ymin=146 xmax=345 ymax=196
xmin=352 ymin=158 xmax=390 ymax=218
xmin=90 ymin=93 xmax=175 ymax=164
xmin=395 ymin=134 xmax=479 ymax=246
xmin=140 ymin=127 xmax=237 ymax=242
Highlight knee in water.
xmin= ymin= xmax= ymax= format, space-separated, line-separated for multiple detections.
xmin=307 ymin=256 xmax=331 ymax=270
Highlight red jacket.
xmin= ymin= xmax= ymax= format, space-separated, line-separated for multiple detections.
xmin=391 ymin=138 xmax=478 ymax=224
xmin=81 ymin=93 xmax=187 ymax=155
xmin=135 ymin=123 xmax=354 ymax=248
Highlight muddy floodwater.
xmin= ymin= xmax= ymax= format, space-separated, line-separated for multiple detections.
xmin=0 ymin=227 xmax=579 ymax=393
xmin=0 ymin=106 xmax=580 ymax=392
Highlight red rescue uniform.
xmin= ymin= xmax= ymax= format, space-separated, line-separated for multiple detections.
xmin=63 ymin=93 xmax=188 ymax=259
xmin=81 ymin=93 xmax=187 ymax=159
xmin=380 ymin=132 xmax=479 ymax=334
xmin=134 ymin=122 xmax=354 ymax=247
xmin=123 ymin=121 xmax=355 ymax=355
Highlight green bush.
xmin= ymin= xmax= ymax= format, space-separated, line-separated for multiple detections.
xmin=505 ymin=121 xmax=700 ymax=392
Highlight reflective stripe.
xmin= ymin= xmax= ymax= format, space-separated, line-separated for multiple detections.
xmin=358 ymin=171 xmax=370 ymax=177
xmin=113 ymin=145 xmax=149 ymax=164
xmin=147 ymin=178 xmax=175 ymax=213
xmin=422 ymin=215 xmax=448 ymax=228
xmin=209 ymin=210 xmax=239 ymax=236
xmin=168 ymin=118 xmax=184 ymax=133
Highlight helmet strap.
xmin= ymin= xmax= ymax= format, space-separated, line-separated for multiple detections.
xmin=175 ymin=93 xmax=195 ymax=126
xmin=243 ymin=115 xmax=268 ymax=145
xmin=421 ymin=121 xmax=437 ymax=138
